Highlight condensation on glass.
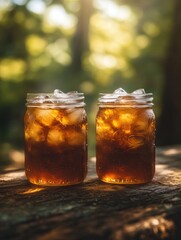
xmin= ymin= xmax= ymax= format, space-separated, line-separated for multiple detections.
xmin=96 ymin=88 xmax=155 ymax=184
xmin=24 ymin=89 xmax=87 ymax=186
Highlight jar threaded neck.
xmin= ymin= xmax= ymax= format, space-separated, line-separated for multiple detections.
xmin=26 ymin=90 xmax=85 ymax=108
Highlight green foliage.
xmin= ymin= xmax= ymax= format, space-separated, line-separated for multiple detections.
xmin=0 ymin=0 xmax=174 ymax=159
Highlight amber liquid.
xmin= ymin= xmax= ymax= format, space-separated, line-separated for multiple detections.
xmin=24 ymin=107 xmax=87 ymax=186
xmin=96 ymin=107 xmax=155 ymax=184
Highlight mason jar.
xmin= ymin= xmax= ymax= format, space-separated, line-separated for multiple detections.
xmin=24 ymin=89 xmax=87 ymax=186
xmin=96 ymin=88 xmax=155 ymax=184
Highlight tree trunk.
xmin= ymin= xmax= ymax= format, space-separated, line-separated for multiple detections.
xmin=157 ymin=0 xmax=181 ymax=145
xmin=71 ymin=0 xmax=93 ymax=72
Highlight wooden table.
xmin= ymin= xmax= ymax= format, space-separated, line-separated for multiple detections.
xmin=0 ymin=146 xmax=181 ymax=240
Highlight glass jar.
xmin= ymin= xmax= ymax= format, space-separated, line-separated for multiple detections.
xmin=24 ymin=90 xmax=87 ymax=186
xmin=96 ymin=88 xmax=155 ymax=184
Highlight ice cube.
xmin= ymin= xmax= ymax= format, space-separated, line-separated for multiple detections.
xmin=66 ymin=108 xmax=85 ymax=125
xmin=116 ymin=132 xmax=144 ymax=149
xmin=119 ymin=113 xmax=134 ymax=125
xmin=97 ymin=123 xmax=112 ymax=135
xmin=54 ymin=110 xmax=71 ymax=126
xmin=103 ymin=109 xmax=114 ymax=119
xmin=66 ymin=129 xmax=85 ymax=146
xmin=96 ymin=118 xmax=115 ymax=141
xmin=26 ymin=121 xmax=46 ymax=142
xmin=53 ymin=89 xmax=67 ymax=98
xmin=113 ymin=88 xmax=127 ymax=95
xmin=35 ymin=109 xmax=59 ymax=126
xmin=97 ymin=109 xmax=114 ymax=123
xmin=33 ymin=95 xmax=46 ymax=104
xmin=133 ymin=109 xmax=153 ymax=136
xmin=112 ymin=119 xmax=120 ymax=128
xmin=47 ymin=127 xmax=65 ymax=147
xmin=132 ymin=89 xmax=145 ymax=95
xmin=128 ymin=135 xmax=144 ymax=148
xmin=67 ymin=91 xmax=78 ymax=96
xmin=133 ymin=120 xmax=148 ymax=135
xmin=50 ymin=109 xmax=68 ymax=126
xmin=113 ymin=112 xmax=134 ymax=134
xmin=61 ymin=115 xmax=70 ymax=126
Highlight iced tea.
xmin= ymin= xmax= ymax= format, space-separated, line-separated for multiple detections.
xmin=96 ymin=88 xmax=155 ymax=184
xmin=24 ymin=90 xmax=87 ymax=186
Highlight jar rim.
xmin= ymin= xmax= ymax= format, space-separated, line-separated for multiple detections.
xmin=98 ymin=92 xmax=153 ymax=107
xmin=26 ymin=90 xmax=85 ymax=107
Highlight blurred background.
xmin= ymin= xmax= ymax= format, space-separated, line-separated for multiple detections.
xmin=0 ymin=0 xmax=181 ymax=169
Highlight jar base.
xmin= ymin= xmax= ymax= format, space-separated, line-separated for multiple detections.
xmin=27 ymin=178 xmax=84 ymax=187
xmin=99 ymin=177 xmax=152 ymax=185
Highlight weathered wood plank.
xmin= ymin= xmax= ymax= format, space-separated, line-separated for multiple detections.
xmin=0 ymin=146 xmax=181 ymax=240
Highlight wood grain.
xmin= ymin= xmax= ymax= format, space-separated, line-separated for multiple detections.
xmin=0 ymin=146 xmax=181 ymax=240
